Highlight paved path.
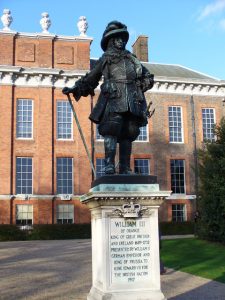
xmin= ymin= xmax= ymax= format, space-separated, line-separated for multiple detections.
xmin=0 ymin=240 xmax=225 ymax=300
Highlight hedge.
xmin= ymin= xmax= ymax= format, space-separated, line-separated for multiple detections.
xmin=0 ymin=223 xmax=91 ymax=241
xmin=159 ymin=221 xmax=195 ymax=236
xmin=0 ymin=222 xmax=195 ymax=241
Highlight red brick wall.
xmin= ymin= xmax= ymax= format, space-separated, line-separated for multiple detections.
xmin=1 ymin=31 xmax=223 ymax=224
xmin=1 ymin=33 xmax=91 ymax=70
xmin=0 ymin=34 xmax=14 ymax=65
xmin=0 ymin=86 xmax=13 ymax=194
xmin=0 ymin=200 xmax=11 ymax=224
xmin=0 ymin=32 xmax=92 ymax=224
xmin=54 ymin=40 xmax=90 ymax=70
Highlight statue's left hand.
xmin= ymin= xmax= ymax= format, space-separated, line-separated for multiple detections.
xmin=142 ymin=74 xmax=154 ymax=92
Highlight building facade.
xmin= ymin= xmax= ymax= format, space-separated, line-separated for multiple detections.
xmin=0 ymin=18 xmax=224 ymax=225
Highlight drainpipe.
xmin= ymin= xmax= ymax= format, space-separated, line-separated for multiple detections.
xmin=10 ymin=85 xmax=15 ymax=224
xmin=190 ymin=94 xmax=198 ymax=212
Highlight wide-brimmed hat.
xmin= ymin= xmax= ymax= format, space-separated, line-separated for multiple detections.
xmin=101 ymin=21 xmax=129 ymax=51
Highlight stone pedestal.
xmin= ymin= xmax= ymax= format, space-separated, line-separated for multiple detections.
xmin=80 ymin=175 xmax=171 ymax=300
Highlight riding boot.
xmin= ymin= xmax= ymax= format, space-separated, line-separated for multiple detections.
xmin=119 ymin=139 xmax=133 ymax=174
xmin=104 ymin=135 xmax=117 ymax=174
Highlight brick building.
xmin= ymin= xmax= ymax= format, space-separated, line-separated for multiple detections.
xmin=0 ymin=20 xmax=224 ymax=225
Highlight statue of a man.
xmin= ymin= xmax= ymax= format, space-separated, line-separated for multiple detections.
xmin=62 ymin=21 xmax=154 ymax=175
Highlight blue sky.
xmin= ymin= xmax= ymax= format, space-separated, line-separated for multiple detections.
xmin=1 ymin=0 xmax=225 ymax=79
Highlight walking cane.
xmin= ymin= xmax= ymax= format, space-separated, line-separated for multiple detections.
xmin=66 ymin=94 xmax=96 ymax=179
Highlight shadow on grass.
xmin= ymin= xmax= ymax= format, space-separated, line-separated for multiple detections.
xmin=161 ymin=268 xmax=225 ymax=300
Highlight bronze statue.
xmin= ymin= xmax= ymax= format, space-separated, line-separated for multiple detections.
xmin=62 ymin=21 xmax=154 ymax=175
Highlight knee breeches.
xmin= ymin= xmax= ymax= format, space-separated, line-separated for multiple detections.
xmin=98 ymin=112 xmax=141 ymax=141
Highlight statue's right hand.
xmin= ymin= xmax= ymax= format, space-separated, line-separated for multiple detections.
xmin=62 ymin=87 xmax=73 ymax=95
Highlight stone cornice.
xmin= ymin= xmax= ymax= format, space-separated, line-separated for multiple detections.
xmin=0 ymin=29 xmax=17 ymax=36
xmin=0 ymin=194 xmax=81 ymax=200
xmin=155 ymin=75 xmax=221 ymax=85
xmin=0 ymin=65 xmax=88 ymax=88
xmin=0 ymin=65 xmax=224 ymax=96
xmin=0 ymin=30 xmax=93 ymax=42
xmin=148 ymin=76 xmax=225 ymax=96
xmin=81 ymin=190 xmax=170 ymax=204
xmin=55 ymin=35 xmax=93 ymax=42
xmin=80 ymin=190 xmax=171 ymax=210
xmin=166 ymin=194 xmax=196 ymax=200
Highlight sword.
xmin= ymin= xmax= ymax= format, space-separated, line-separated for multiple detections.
xmin=66 ymin=94 xmax=96 ymax=179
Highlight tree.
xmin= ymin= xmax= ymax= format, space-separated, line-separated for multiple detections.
xmin=197 ymin=117 xmax=225 ymax=243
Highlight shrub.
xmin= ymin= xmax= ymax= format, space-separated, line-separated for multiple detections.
xmin=159 ymin=221 xmax=195 ymax=236
xmin=197 ymin=117 xmax=225 ymax=244
xmin=0 ymin=223 xmax=91 ymax=241
xmin=0 ymin=225 xmax=27 ymax=241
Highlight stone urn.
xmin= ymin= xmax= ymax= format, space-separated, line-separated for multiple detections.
xmin=1 ymin=9 xmax=13 ymax=31
xmin=40 ymin=12 xmax=51 ymax=34
xmin=77 ymin=16 xmax=88 ymax=36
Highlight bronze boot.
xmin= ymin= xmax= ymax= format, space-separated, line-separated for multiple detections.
xmin=104 ymin=135 xmax=117 ymax=174
xmin=119 ymin=140 xmax=132 ymax=174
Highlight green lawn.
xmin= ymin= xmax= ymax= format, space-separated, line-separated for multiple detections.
xmin=161 ymin=238 xmax=225 ymax=283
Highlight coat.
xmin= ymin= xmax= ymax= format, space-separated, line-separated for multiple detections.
xmin=72 ymin=49 xmax=154 ymax=125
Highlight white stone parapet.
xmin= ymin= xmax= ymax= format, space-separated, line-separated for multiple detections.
xmin=0 ymin=29 xmax=93 ymax=41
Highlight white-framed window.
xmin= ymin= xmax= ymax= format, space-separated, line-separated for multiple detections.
xmin=96 ymin=125 xmax=104 ymax=141
xmin=134 ymin=159 xmax=150 ymax=175
xmin=56 ymin=204 xmax=74 ymax=224
xmin=96 ymin=158 xmax=105 ymax=178
xmin=168 ymin=106 xmax=183 ymax=143
xmin=202 ymin=108 xmax=216 ymax=142
xmin=135 ymin=125 xmax=148 ymax=141
xmin=170 ymin=159 xmax=185 ymax=194
xmin=56 ymin=158 xmax=73 ymax=194
xmin=57 ymin=101 xmax=73 ymax=140
xmin=16 ymin=204 xmax=33 ymax=225
xmin=172 ymin=204 xmax=187 ymax=222
xmin=16 ymin=99 xmax=33 ymax=139
xmin=16 ymin=157 xmax=33 ymax=194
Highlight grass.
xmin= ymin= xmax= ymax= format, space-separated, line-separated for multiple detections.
xmin=161 ymin=238 xmax=225 ymax=284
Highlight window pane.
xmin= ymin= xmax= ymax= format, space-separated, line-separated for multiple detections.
xmin=172 ymin=204 xmax=186 ymax=222
xmin=57 ymin=101 xmax=72 ymax=139
xmin=16 ymin=157 xmax=33 ymax=194
xmin=134 ymin=159 xmax=150 ymax=175
xmin=136 ymin=126 xmax=148 ymax=141
xmin=56 ymin=204 xmax=74 ymax=224
xmin=202 ymin=108 xmax=215 ymax=142
xmin=96 ymin=158 xmax=105 ymax=178
xmin=170 ymin=159 xmax=185 ymax=194
xmin=168 ymin=106 xmax=183 ymax=143
xmin=57 ymin=158 xmax=73 ymax=194
xmin=16 ymin=205 xmax=33 ymax=224
xmin=16 ymin=99 xmax=33 ymax=139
